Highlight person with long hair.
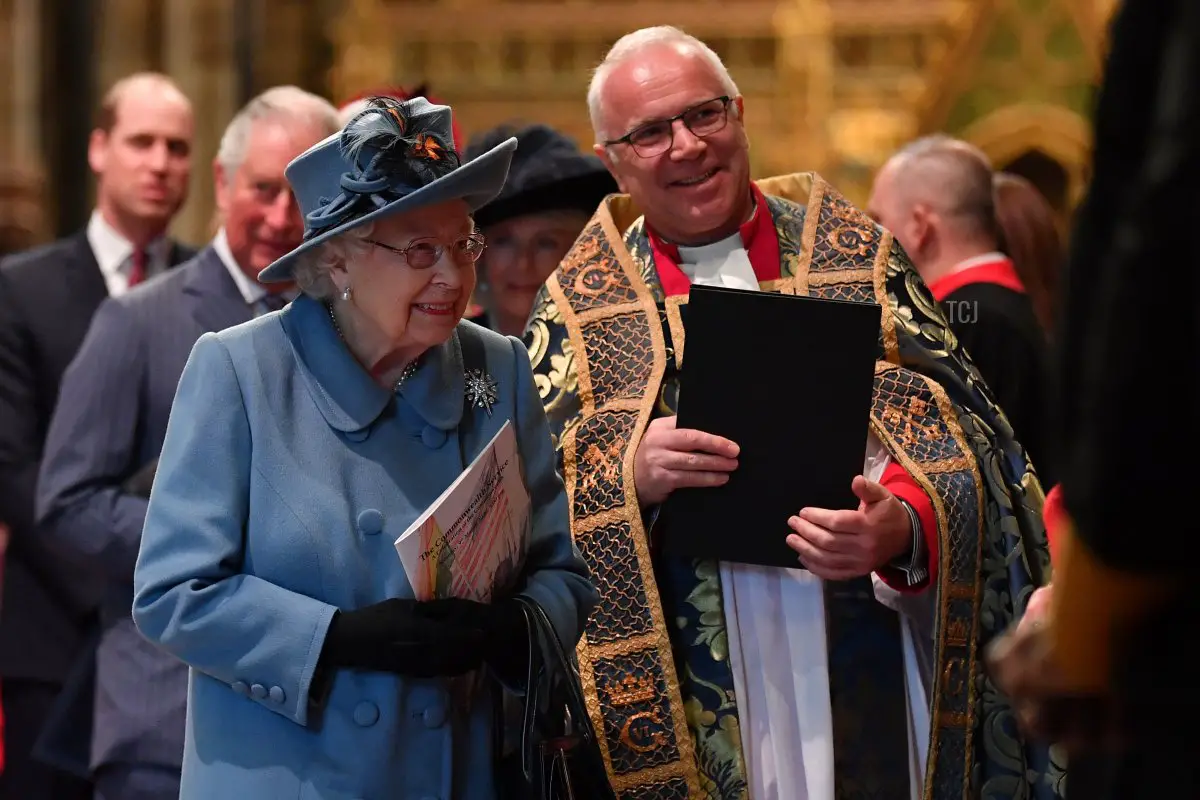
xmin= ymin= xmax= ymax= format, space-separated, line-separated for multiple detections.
xmin=993 ymin=172 xmax=1064 ymax=339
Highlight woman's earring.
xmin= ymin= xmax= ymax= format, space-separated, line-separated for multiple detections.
xmin=341 ymin=285 xmax=352 ymax=302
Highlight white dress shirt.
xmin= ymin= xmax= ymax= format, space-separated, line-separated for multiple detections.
xmin=212 ymin=228 xmax=266 ymax=306
xmin=212 ymin=229 xmax=296 ymax=315
xmin=86 ymin=211 xmax=172 ymax=298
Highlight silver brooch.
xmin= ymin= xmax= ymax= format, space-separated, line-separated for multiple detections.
xmin=465 ymin=369 xmax=498 ymax=416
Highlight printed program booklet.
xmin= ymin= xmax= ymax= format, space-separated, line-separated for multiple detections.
xmin=394 ymin=420 xmax=531 ymax=602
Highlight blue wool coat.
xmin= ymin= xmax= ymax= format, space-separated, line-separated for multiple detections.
xmin=132 ymin=293 xmax=596 ymax=800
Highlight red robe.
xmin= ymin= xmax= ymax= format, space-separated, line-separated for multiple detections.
xmin=1043 ymin=484 xmax=1064 ymax=564
xmin=927 ymin=256 xmax=1026 ymax=301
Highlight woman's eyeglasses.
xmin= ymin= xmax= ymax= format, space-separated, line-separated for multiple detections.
xmin=367 ymin=233 xmax=487 ymax=269
xmin=604 ymin=96 xmax=732 ymax=159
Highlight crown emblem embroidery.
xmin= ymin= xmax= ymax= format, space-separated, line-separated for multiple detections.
xmin=608 ymin=673 xmax=657 ymax=707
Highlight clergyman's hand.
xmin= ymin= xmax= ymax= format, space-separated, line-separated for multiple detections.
xmin=785 ymin=475 xmax=910 ymax=580
xmin=634 ymin=416 xmax=739 ymax=507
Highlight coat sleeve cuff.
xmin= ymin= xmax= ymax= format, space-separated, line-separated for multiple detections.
xmin=875 ymin=463 xmax=938 ymax=592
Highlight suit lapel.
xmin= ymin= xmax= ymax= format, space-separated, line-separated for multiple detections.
xmin=66 ymin=230 xmax=110 ymax=311
xmin=167 ymin=240 xmax=197 ymax=267
xmin=64 ymin=231 xmax=194 ymax=306
xmin=182 ymin=246 xmax=254 ymax=334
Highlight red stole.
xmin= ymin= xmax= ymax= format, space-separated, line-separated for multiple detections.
xmin=927 ymin=255 xmax=1025 ymax=302
xmin=647 ymin=183 xmax=781 ymax=296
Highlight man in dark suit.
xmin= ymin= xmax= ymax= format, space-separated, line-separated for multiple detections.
xmin=0 ymin=72 xmax=194 ymax=800
xmin=868 ymin=136 xmax=1056 ymax=486
xmin=35 ymin=85 xmax=340 ymax=800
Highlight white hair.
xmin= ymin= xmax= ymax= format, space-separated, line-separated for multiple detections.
xmin=587 ymin=26 xmax=740 ymax=142
xmin=293 ymin=222 xmax=375 ymax=301
xmin=216 ymin=86 xmax=339 ymax=174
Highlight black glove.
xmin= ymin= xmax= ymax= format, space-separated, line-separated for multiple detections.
xmin=415 ymin=597 xmax=531 ymax=686
xmin=319 ymin=598 xmax=487 ymax=678
xmin=123 ymin=458 xmax=159 ymax=498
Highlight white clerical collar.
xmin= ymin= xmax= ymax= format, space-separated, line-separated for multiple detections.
xmin=676 ymin=231 xmax=742 ymax=263
xmin=676 ymin=231 xmax=759 ymax=291
xmin=86 ymin=210 xmax=170 ymax=296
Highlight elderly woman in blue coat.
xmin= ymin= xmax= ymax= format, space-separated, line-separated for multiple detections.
xmin=131 ymin=97 xmax=597 ymax=799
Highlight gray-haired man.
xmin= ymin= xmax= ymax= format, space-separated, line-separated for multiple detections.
xmin=35 ymin=86 xmax=338 ymax=800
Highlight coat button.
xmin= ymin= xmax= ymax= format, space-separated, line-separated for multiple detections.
xmin=232 ymin=681 xmax=250 ymax=696
xmin=269 ymin=686 xmax=286 ymax=704
xmin=356 ymin=508 xmax=384 ymax=536
xmin=353 ymin=701 xmax=380 ymax=727
xmin=250 ymin=683 xmax=267 ymax=699
xmin=421 ymin=425 xmax=448 ymax=449
xmin=422 ymin=704 xmax=447 ymax=729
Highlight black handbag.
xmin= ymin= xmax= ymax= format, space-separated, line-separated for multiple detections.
xmin=497 ymin=596 xmax=617 ymax=800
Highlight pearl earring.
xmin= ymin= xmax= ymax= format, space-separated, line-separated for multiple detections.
xmin=341 ymin=285 xmax=352 ymax=302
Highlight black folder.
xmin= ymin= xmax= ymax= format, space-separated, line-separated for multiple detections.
xmin=659 ymin=284 xmax=881 ymax=569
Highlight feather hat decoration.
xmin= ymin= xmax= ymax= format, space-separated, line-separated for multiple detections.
xmin=337 ymin=83 xmax=465 ymax=148
xmin=341 ymin=96 xmax=461 ymax=190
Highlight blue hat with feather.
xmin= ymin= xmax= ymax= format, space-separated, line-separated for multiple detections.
xmin=259 ymin=96 xmax=517 ymax=283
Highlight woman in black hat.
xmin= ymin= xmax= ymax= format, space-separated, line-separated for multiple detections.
xmin=466 ymin=123 xmax=617 ymax=336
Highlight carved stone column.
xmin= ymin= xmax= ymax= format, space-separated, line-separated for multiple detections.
xmin=94 ymin=0 xmax=159 ymax=91
xmin=0 ymin=0 xmax=50 ymax=248
xmin=772 ymin=0 xmax=835 ymax=178
xmin=0 ymin=0 xmax=15 ymax=164
xmin=329 ymin=0 xmax=394 ymax=105
xmin=11 ymin=0 xmax=42 ymax=166
xmin=255 ymin=0 xmax=308 ymax=96
xmin=163 ymin=0 xmax=238 ymax=245
xmin=0 ymin=0 xmax=41 ymax=162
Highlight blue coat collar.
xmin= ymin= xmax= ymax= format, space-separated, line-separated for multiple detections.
xmin=282 ymin=293 xmax=465 ymax=433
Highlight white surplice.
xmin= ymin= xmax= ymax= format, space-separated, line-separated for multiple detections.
xmin=674 ymin=235 xmax=931 ymax=800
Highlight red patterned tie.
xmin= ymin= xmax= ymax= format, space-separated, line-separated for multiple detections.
xmin=128 ymin=248 xmax=147 ymax=288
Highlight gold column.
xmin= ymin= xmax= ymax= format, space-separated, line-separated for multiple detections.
xmin=256 ymin=0 xmax=309 ymax=95
xmin=163 ymin=0 xmax=238 ymax=246
xmin=329 ymin=0 xmax=395 ymax=105
xmin=773 ymin=0 xmax=835 ymax=177
xmin=0 ymin=0 xmax=15 ymax=164
xmin=94 ymin=0 xmax=157 ymax=93
xmin=0 ymin=0 xmax=49 ymax=246
xmin=11 ymin=0 xmax=41 ymax=165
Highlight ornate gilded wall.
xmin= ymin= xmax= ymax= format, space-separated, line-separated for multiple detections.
xmin=327 ymin=0 xmax=1113 ymax=211
xmin=0 ymin=0 xmax=1115 ymax=245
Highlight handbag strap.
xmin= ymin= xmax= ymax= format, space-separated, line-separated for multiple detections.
xmin=517 ymin=599 xmax=544 ymax=780
xmin=527 ymin=601 xmax=593 ymax=734
xmin=513 ymin=597 xmax=599 ymax=777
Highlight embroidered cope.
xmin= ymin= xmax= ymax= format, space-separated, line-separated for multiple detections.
xmin=524 ymin=173 xmax=1062 ymax=800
